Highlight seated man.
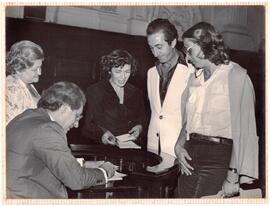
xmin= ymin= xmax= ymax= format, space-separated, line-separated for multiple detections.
xmin=6 ymin=81 xmax=117 ymax=199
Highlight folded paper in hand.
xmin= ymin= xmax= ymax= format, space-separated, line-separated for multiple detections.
xmin=116 ymin=133 xmax=141 ymax=149
xmin=109 ymin=171 xmax=127 ymax=181
xmin=116 ymin=133 xmax=134 ymax=142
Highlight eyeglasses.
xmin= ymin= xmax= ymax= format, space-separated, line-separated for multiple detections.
xmin=182 ymin=43 xmax=204 ymax=59
xmin=67 ymin=106 xmax=83 ymax=121
xmin=182 ymin=45 xmax=193 ymax=56
xmin=75 ymin=113 xmax=83 ymax=121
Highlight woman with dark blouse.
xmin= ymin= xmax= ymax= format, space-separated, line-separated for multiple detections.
xmin=82 ymin=49 xmax=146 ymax=146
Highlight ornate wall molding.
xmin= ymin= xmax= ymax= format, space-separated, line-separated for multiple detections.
xmin=221 ymin=24 xmax=255 ymax=51
xmin=76 ymin=6 xmax=119 ymax=15
xmin=5 ymin=6 xmax=24 ymax=19
xmin=6 ymin=6 xmax=264 ymax=51
xmin=151 ymin=6 xmax=202 ymax=40
xmin=127 ymin=7 xmax=153 ymax=36
xmin=46 ymin=6 xmax=150 ymax=36
xmin=209 ymin=7 xmax=258 ymax=51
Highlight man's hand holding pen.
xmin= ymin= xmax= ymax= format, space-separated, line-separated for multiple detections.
xmin=99 ymin=162 xmax=119 ymax=178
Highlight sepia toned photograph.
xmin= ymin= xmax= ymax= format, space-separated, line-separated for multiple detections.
xmin=3 ymin=3 xmax=266 ymax=204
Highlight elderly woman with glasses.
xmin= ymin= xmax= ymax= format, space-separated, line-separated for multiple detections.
xmin=174 ymin=22 xmax=258 ymax=198
xmin=6 ymin=40 xmax=44 ymax=124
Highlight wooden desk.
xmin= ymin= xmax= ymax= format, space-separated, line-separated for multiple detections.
xmin=67 ymin=144 xmax=179 ymax=198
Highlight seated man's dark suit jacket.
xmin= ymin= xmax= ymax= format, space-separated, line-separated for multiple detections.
xmin=6 ymin=108 xmax=106 ymax=199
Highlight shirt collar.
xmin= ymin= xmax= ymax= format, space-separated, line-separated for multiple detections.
xmin=14 ymin=76 xmax=31 ymax=89
xmin=156 ymin=48 xmax=188 ymax=73
xmin=156 ymin=49 xmax=183 ymax=77
xmin=156 ymin=48 xmax=178 ymax=70
xmin=47 ymin=112 xmax=55 ymax=121
xmin=167 ymin=48 xmax=179 ymax=70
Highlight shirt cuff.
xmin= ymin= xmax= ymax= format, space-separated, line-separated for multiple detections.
xmin=98 ymin=167 xmax=108 ymax=183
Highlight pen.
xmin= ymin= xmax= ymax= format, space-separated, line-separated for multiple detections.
xmin=115 ymin=139 xmax=119 ymax=147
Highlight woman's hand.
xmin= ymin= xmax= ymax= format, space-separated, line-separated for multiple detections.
xmin=101 ymin=130 xmax=117 ymax=146
xmin=221 ymin=170 xmax=240 ymax=197
xmin=175 ymin=145 xmax=194 ymax=176
xmin=221 ymin=180 xmax=240 ymax=198
xmin=128 ymin=124 xmax=143 ymax=140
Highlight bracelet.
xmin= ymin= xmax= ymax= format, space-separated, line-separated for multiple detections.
xmin=228 ymin=168 xmax=238 ymax=173
xmin=225 ymin=179 xmax=239 ymax=184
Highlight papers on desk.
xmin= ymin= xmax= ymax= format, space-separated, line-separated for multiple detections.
xmin=83 ymin=160 xmax=127 ymax=181
xmin=109 ymin=171 xmax=127 ymax=181
xmin=116 ymin=134 xmax=141 ymax=149
xmin=117 ymin=141 xmax=141 ymax=149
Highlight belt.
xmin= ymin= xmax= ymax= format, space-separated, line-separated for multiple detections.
xmin=190 ymin=133 xmax=232 ymax=145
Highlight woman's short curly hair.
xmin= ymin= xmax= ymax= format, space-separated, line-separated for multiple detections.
xmin=182 ymin=22 xmax=230 ymax=65
xmin=6 ymin=40 xmax=44 ymax=75
xmin=99 ymin=49 xmax=137 ymax=79
xmin=37 ymin=81 xmax=86 ymax=112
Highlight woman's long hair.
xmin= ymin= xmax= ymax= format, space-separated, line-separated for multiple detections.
xmin=182 ymin=22 xmax=230 ymax=65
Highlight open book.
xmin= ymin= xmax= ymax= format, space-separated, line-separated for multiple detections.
xmin=116 ymin=133 xmax=141 ymax=149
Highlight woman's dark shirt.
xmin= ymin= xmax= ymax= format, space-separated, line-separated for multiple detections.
xmin=82 ymin=79 xmax=146 ymax=144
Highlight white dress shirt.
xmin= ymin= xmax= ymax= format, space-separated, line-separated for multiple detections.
xmin=186 ymin=64 xmax=232 ymax=139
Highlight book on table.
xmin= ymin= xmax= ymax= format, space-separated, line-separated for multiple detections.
xmin=116 ymin=133 xmax=141 ymax=149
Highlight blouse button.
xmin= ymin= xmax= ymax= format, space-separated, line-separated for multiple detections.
xmin=159 ymin=115 xmax=163 ymax=119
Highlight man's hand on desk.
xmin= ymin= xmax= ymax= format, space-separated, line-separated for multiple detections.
xmin=102 ymin=130 xmax=118 ymax=146
xmin=99 ymin=162 xmax=119 ymax=178
xmin=128 ymin=124 xmax=143 ymax=140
